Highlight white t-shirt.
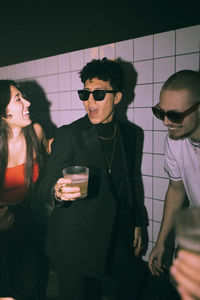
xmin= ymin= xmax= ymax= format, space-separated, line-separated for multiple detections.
xmin=164 ymin=135 xmax=200 ymax=206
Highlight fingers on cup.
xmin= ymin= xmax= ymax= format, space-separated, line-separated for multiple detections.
xmin=62 ymin=186 xmax=81 ymax=200
xmin=55 ymin=182 xmax=64 ymax=200
xmin=55 ymin=183 xmax=81 ymax=201
xmin=62 ymin=185 xmax=80 ymax=193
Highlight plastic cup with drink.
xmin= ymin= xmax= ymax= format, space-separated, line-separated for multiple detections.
xmin=170 ymin=207 xmax=200 ymax=288
xmin=62 ymin=166 xmax=89 ymax=199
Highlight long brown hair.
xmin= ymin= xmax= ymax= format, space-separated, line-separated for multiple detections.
xmin=0 ymin=80 xmax=43 ymax=191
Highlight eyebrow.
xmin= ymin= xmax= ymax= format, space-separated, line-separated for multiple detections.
xmin=14 ymin=93 xmax=21 ymax=99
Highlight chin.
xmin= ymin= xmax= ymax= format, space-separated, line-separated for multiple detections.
xmin=168 ymin=134 xmax=180 ymax=140
xmin=24 ymin=120 xmax=32 ymax=127
xmin=88 ymin=116 xmax=101 ymax=124
xmin=90 ymin=120 xmax=101 ymax=125
xmin=169 ymin=131 xmax=191 ymax=141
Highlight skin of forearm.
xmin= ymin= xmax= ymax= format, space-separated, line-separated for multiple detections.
xmin=156 ymin=180 xmax=186 ymax=246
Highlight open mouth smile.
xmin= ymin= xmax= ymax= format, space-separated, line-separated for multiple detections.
xmin=23 ymin=110 xmax=30 ymax=118
xmin=88 ymin=107 xmax=98 ymax=117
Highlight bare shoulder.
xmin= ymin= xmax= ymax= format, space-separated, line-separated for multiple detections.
xmin=33 ymin=123 xmax=54 ymax=154
xmin=33 ymin=123 xmax=44 ymax=141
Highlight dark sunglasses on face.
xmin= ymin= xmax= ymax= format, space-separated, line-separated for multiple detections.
xmin=78 ymin=89 xmax=118 ymax=101
xmin=152 ymin=100 xmax=200 ymax=124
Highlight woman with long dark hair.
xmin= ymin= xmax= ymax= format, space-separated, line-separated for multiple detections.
xmin=0 ymin=80 xmax=49 ymax=300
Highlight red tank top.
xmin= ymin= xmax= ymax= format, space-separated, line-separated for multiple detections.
xmin=0 ymin=162 xmax=39 ymax=205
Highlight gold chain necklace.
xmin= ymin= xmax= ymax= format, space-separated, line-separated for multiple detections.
xmin=99 ymin=124 xmax=116 ymax=141
xmin=189 ymin=137 xmax=200 ymax=153
xmin=104 ymin=134 xmax=116 ymax=174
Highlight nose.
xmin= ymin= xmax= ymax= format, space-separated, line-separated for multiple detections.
xmin=87 ymin=92 xmax=95 ymax=103
xmin=23 ymin=98 xmax=31 ymax=107
xmin=163 ymin=115 xmax=172 ymax=126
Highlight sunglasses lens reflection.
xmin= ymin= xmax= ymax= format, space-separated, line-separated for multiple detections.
xmin=167 ymin=112 xmax=183 ymax=123
xmin=93 ymin=90 xmax=106 ymax=100
xmin=152 ymin=107 xmax=184 ymax=123
xmin=78 ymin=90 xmax=107 ymax=101
xmin=78 ymin=90 xmax=90 ymax=100
xmin=152 ymin=108 xmax=164 ymax=121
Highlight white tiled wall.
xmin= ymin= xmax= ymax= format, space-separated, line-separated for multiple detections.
xmin=0 ymin=24 xmax=200 ymax=261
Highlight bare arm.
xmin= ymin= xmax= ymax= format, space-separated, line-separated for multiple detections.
xmin=149 ymin=179 xmax=186 ymax=276
xmin=33 ymin=123 xmax=53 ymax=154
xmin=156 ymin=179 xmax=186 ymax=246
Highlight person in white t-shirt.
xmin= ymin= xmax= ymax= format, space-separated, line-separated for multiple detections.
xmin=148 ymin=69 xmax=200 ymax=276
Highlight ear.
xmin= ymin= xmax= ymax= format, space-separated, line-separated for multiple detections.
xmin=114 ymin=92 xmax=122 ymax=105
xmin=2 ymin=113 xmax=12 ymax=120
xmin=3 ymin=115 xmax=12 ymax=120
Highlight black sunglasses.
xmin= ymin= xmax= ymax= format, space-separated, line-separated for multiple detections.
xmin=152 ymin=101 xmax=200 ymax=124
xmin=78 ymin=89 xmax=118 ymax=101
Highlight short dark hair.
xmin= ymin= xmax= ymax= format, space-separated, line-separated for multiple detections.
xmin=161 ymin=70 xmax=200 ymax=102
xmin=79 ymin=57 xmax=124 ymax=92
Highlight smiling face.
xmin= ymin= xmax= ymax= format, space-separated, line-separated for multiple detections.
xmin=159 ymin=89 xmax=200 ymax=140
xmin=5 ymin=85 xmax=31 ymax=129
xmin=83 ymin=78 xmax=122 ymax=124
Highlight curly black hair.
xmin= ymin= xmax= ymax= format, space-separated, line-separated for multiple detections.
xmin=79 ymin=57 xmax=124 ymax=92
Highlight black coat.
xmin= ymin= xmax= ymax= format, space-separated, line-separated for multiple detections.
xmin=36 ymin=115 xmax=142 ymax=278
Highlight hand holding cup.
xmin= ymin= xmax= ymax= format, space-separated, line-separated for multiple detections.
xmin=55 ymin=166 xmax=89 ymax=201
xmin=55 ymin=177 xmax=81 ymax=201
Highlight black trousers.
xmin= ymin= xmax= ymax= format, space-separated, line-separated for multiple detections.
xmin=0 ymin=199 xmax=37 ymax=300
xmin=53 ymin=234 xmax=147 ymax=300
xmin=142 ymin=269 xmax=181 ymax=300
xmin=104 ymin=234 xmax=147 ymax=300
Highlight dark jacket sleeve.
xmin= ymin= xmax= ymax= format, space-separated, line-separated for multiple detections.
xmin=32 ymin=125 xmax=74 ymax=225
xmin=131 ymin=126 xmax=146 ymax=228
xmin=120 ymin=121 xmax=144 ymax=228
